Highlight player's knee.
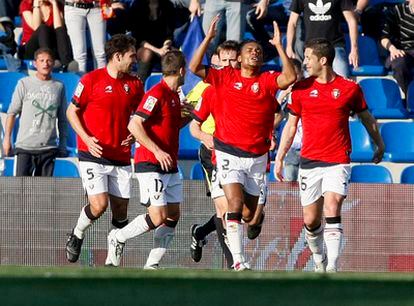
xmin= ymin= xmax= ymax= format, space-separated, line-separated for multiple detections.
xmin=226 ymin=197 xmax=244 ymax=211
xmin=303 ymin=217 xmax=321 ymax=230
xmin=150 ymin=209 xmax=168 ymax=227
xmin=89 ymin=201 xmax=108 ymax=218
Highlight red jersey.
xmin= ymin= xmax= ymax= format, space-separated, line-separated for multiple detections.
xmin=72 ymin=68 xmax=144 ymax=165
xmin=191 ymin=86 xmax=218 ymax=123
xmin=206 ymin=67 xmax=281 ymax=157
xmin=134 ymin=79 xmax=182 ymax=173
xmin=288 ymin=76 xmax=368 ymax=164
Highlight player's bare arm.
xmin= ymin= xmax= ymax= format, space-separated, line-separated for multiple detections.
xmin=343 ymin=10 xmax=359 ymax=68
xmin=189 ymin=120 xmax=214 ymax=150
xmin=357 ymin=110 xmax=385 ymax=164
xmin=270 ymin=21 xmax=296 ymax=89
xmin=2 ymin=114 xmax=16 ymax=156
xmin=188 ymin=14 xmax=220 ymax=79
xmin=128 ymin=115 xmax=173 ymax=171
xmin=66 ymin=103 xmax=103 ymax=158
xmin=274 ymin=113 xmax=300 ymax=181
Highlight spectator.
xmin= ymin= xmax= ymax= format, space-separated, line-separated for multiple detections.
xmin=0 ymin=0 xmax=19 ymax=55
xmin=2 ymin=48 xmax=68 ymax=177
xmin=286 ymin=0 xmax=359 ymax=77
xmin=106 ymin=0 xmax=131 ymax=36
xmin=64 ymin=0 xmax=108 ymax=73
xmin=128 ymin=0 xmax=176 ymax=81
xmin=380 ymin=0 xmax=414 ymax=95
xmin=200 ymin=0 xmax=250 ymax=57
xmin=19 ymin=0 xmax=76 ymax=71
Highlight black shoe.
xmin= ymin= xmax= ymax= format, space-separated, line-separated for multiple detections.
xmin=247 ymin=213 xmax=265 ymax=240
xmin=65 ymin=230 xmax=83 ymax=263
xmin=190 ymin=224 xmax=206 ymax=262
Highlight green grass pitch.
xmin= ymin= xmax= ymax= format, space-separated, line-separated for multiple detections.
xmin=0 ymin=266 xmax=413 ymax=306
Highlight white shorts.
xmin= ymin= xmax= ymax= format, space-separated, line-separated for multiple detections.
xmin=215 ymin=150 xmax=267 ymax=197
xmin=137 ymin=172 xmax=183 ymax=206
xmin=79 ymin=161 xmax=132 ymax=198
xmin=298 ymin=164 xmax=351 ymax=206
xmin=211 ymin=167 xmax=267 ymax=205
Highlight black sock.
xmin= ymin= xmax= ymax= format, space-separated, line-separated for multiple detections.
xmin=194 ymin=215 xmax=216 ymax=240
xmin=214 ymin=216 xmax=234 ymax=269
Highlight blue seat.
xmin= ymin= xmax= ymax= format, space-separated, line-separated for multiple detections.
xmin=407 ymin=80 xmax=414 ymax=117
xmin=144 ymin=73 xmax=162 ymax=92
xmin=345 ymin=35 xmax=385 ymax=76
xmin=0 ymin=72 xmax=27 ymax=112
xmin=349 ymin=120 xmax=375 ymax=162
xmin=3 ymin=158 xmax=14 ymax=176
xmin=401 ymin=166 xmax=414 ymax=184
xmin=359 ymin=78 xmax=408 ymax=119
xmin=52 ymin=72 xmax=81 ymax=156
xmin=179 ymin=124 xmax=199 ymax=159
xmin=53 ymin=159 xmax=80 ymax=177
xmin=269 ymin=163 xmax=277 ymax=182
xmin=190 ymin=162 xmax=204 ymax=180
xmin=381 ymin=122 xmax=414 ymax=162
xmin=350 ymin=165 xmax=393 ymax=183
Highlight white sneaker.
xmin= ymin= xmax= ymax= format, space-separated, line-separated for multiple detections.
xmin=233 ymin=261 xmax=251 ymax=271
xmin=314 ymin=257 xmax=327 ymax=273
xmin=326 ymin=266 xmax=338 ymax=273
xmin=144 ymin=264 xmax=159 ymax=270
xmin=106 ymin=229 xmax=125 ymax=267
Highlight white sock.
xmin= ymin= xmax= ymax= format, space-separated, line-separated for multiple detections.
xmin=226 ymin=216 xmax=245 ymax=264
xmin=324 ymin=223 xmax=343 ymax=270
xmin=74 ymin=206 xmax=94 ymax=239
xmin=145 ymin=225 xmax=175 ymax=267
xmin=305 ymin=224 xmax=325 ymax=264
xmin=116 ymin=214 xmax=150 ymax=243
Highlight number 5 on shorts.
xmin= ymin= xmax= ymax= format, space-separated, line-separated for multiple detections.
xmin=300 ymin=175 xmax=307 ymax=191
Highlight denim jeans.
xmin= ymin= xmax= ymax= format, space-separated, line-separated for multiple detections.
xmin=64 ymin=5 xmax=106 ymax=72
xmin=202 ymin=0 xmax=249 ymax=56
xmin=333 ymin=46 xmax=349 ymax=77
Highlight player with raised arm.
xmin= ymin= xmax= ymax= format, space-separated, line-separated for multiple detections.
xmin=275 ymin=38 xmax=384 ymax=272
xmin=189 ymin=16 xmax=296 ymax=270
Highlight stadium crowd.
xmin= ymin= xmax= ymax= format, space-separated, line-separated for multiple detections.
xmin=0 ymin=0 xmax=413 ymax=271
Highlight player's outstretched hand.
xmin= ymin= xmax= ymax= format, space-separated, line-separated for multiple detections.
xmin=155 ymin=149 xmax=173 ymax=171
xmin=121 ymin=134 xmax=135 ymax=146
xmin=206 ymin=14 xmax=220 ymax=40
xmin=86 ymin=136 xmax=103 ymax=158
xmin=269 ymin=21 xmax=282 ymax=47
xmin=274 ymin=158 xmax=285 ymax=182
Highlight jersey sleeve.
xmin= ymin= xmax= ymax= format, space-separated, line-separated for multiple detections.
xmin=289 ymin=0 xmax=302 ymax=14
xmin=287 ymin=86 xmax=302 ymax=116
xmin=71 ymin=74 xmax=91 ymax=109
xmin=135 ymin=90 xmax=161 ymax=120
xmin=351 ymin=84 xmax=368 ymax=114
xmin=341 ymin=0 xmax=353 ymax=11
xmin=191 ymin=86 xmax=214 ymax=122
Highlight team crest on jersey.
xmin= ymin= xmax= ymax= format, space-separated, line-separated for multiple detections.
xmin=74 ymin=82 xmax=84 ymax=98
xmin=234 ymin=82 xmax=242 ymax=90
xmin=309 ymin=89 xmax=318 ymax=97
xmin=332 ymin=89 xmax=340 ymax=99
xmin=124 ymin=84 xmax=130 ymax=94
xmin=105 ymin=85 xmax=113 ymax=93
xmin=143 ymin=96 xmax=157 ymax=111
xmin=251 ymin=82 xmax=259 ymax=93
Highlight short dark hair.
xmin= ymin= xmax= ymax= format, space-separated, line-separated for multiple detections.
xmin=216 ymin=40 xmax=240 ymax=56
xmin=105 ymin=34 xmax=136 ymax=61
xmin=239 ymin=39 xmax=263 ymax=53
xmin=304 ymin=38 xmax=335 ymax=66
xmin=161 ymin=50 xmax=186 ymax=76
xmin=34 ymin=47 xmax=55 ymax=61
